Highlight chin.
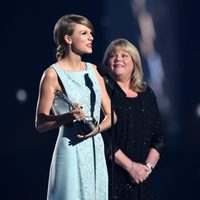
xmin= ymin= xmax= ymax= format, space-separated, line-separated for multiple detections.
xmin=86 ymin=50 xmax=93 ymax=54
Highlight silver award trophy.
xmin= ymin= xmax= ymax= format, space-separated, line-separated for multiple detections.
xmin=54 ymin=90 xmax=98 ymax=135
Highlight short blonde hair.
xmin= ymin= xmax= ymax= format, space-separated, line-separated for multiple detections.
xmin=102 ymin=38 xmax=146 ymax=92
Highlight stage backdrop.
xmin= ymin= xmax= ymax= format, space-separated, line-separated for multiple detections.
xmin=1 ymin=0 xmax=200 ymax=199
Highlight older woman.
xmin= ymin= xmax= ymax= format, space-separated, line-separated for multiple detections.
xmin=102 ymin=38 xmax=166 ymax=200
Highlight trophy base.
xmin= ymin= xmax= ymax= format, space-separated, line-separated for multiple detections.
xmin=78 ymin=116 xmax=98 ymax=135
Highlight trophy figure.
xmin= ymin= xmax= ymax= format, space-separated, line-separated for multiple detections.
xmin=53 ymin=90 xmax=98 ymax=135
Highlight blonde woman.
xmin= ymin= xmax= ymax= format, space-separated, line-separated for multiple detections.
xmin=35 ymin=14 xmax=116 ymax=200
xmin=102 ymin=38 xmax=165 ymax=200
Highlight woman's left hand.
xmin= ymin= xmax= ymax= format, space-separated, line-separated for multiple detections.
xmin=77 ymin=124 xmax=100 ymax=139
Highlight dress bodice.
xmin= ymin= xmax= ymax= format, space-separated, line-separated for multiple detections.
xmin=51 ymin=62 xmax=102 ymax=122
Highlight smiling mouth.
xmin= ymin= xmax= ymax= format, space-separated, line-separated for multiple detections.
xmin=114 ymin=64 xmax=124 ymax=68
xmin=86 ymin=44 xmax=92 ymax=48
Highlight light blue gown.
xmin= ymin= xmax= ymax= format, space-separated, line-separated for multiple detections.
xmin=47 ymin=62 xmax=108 ymax=200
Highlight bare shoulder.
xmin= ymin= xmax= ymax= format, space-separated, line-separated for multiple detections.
xmin=39 ymin=66 xmax=59 ymax=90
xmin=90 ymin=63 xmax=97 ymax=69
xmin=90 ymin=63 xmax=102 ymax=77
xmin=89 ymin=63 xmax=105 ymax=88
xmin=43 ymin=66 xmax=57 ymax=79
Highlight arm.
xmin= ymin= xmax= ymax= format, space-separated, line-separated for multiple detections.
xmin=145 ymin=86 xmax=165 ymax=169
xmin=114 ymin=149 xmax=151 ymax=184
xmin=146 ymin=88 xmax=166 ymax=159
xmin=145 ymin=148 xmax=160 ymax=169
xmin=94 ymin=65 xmax=117 ymax=131
xmin=35 ymin=67 xmax=84 ymax=133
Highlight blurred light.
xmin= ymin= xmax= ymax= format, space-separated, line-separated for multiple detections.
xmin=16 ymin=89 xmax=28 ymax=103
xmin=196 ymin=104 xmax=200 ymax=118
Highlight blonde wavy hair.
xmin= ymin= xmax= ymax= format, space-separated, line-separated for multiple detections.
xmin=102 ymin=38 xmax=146 ymax=92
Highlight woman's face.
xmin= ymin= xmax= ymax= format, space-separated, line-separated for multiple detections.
xmin=70 ymin=24 xmax=94 ymax=55
xmin=108 ymin=48 xmax=134 ymax=81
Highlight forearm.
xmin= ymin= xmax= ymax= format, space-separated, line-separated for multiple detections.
xmin=35 ymin=112 xmax=73 ymax=133
xmin=145 ymin=148 xmax=160 ymax=168
xmin=99 ymin=112 xmax=117 ymax=133
xmin=114 ymin=149 xmax=151 ymax=183
xmin=114 ymin=149 xmax=133 ymax=172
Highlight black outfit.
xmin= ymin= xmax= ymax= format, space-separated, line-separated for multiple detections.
xmin=102 ymin=77 xmax=165 ymax=200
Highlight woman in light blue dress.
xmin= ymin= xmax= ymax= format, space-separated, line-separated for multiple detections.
xmin=35 ymin=14 xmax=117 ymax=200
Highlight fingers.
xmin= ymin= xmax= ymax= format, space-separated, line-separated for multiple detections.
xmin=71 ymin=105 xmax=85 ymax=121
xmin=131 ymin=163 xmax=152 ymax=184
xmin=133 ymin=176 xmax=148 ymax=184
xmin=73 ymin=103 xmax=83 ymax=109
xmin=77 ymin=132 xmax=92 ymax=139
xmin=132 ymin=172 xmax=149 ymax=184
xmin=77 ymin=128 xmax=97 ymax=139
xmin=77 ymin=132 xmax=93 ymax=139
xmin=77 ymin=125 xmax=100 ymax=139
xmin=134 ymin=179 xmax=140 ymax=184
xmin=76 ymin=134 xmax=85 ymax=139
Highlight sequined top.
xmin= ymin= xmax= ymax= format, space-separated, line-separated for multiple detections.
xmin=102 ymin=78 xmax=166 ymax=200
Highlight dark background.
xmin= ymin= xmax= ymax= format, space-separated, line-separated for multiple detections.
xmin=1 ymin=0 xmax=200 ymax=199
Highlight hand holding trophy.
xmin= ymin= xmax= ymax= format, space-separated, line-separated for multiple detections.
xmin=54 ymin=90 xmax=98 ymax=137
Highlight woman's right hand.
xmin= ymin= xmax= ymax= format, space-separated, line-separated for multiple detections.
xmin=128 ymin=162 xmax=151 ymax=184
xmin=70 ymin=103 xmax=85 ymax=121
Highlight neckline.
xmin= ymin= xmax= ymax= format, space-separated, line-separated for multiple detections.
xmin=53 ymin=62 xmax=88 ymax=73
xmin=115 ymin=82 xmax=139 ymax=99
xmin=125 ymin=92 xmax=138 ymax=99
xmin=126 ymin=94 xmax=139 ymax=99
